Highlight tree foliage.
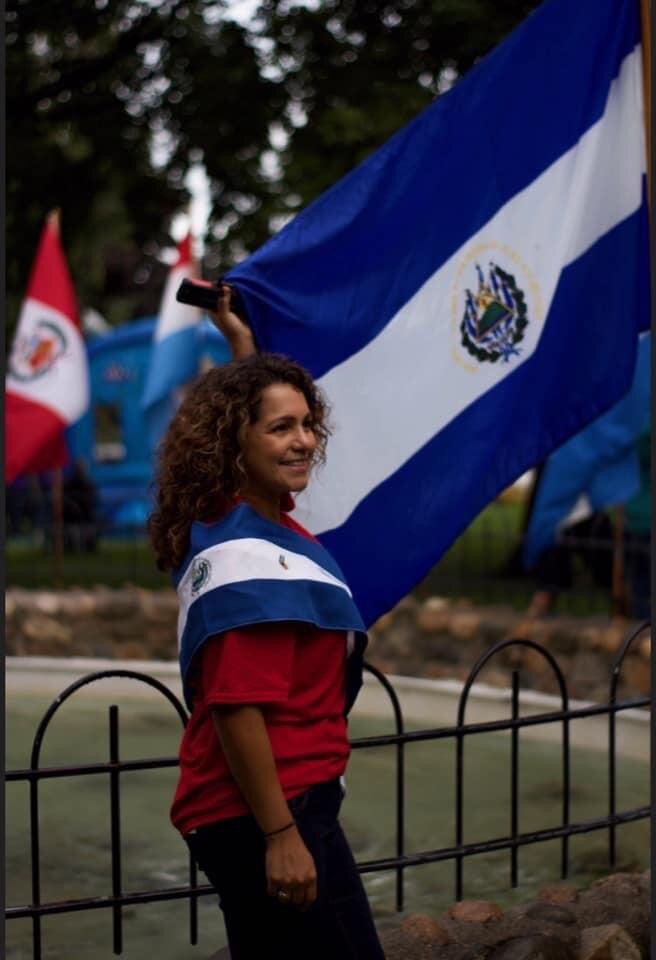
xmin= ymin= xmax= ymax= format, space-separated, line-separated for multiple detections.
xmin=256 ymin=0 xmax=540 ymax=220
xmin=6 ymin=0 xmax=278 ymax=326
xmin=7 ymin=0 xmax=540 ymax=331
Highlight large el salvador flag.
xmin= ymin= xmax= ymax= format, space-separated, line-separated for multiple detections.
xmin=6 ymin=211 xmax=90 ymax=483
xmin=141 ymin=232 xmax=201 ymax=449
xmin=226 ymin=0 xmax=649 ymax=626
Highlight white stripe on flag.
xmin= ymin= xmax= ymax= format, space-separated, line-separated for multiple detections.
xmin=177 ymin=536 xmax=353 ymax=645
xmin=6 ymin=299 xmax=89 ymax=422
xmin=296 ymin=46 xmax=644 ymax=536
xmin=154 ymin=263 xmax=199 ymax=342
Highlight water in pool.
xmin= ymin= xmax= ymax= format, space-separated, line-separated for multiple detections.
xmin=5 ymin=689 xmax=649 ymax=959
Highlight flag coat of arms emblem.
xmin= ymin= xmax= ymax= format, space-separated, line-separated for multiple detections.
xmin=226 ymin=0 xmax=648 ymax=626
xmin=461 ymin=264 xmax=529 ymax=364
xmin=6 ymin=213 xmax=89 ymax=483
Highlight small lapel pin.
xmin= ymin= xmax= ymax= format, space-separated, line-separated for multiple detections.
xmin=278 ymin=554 xmax=289 ymax=570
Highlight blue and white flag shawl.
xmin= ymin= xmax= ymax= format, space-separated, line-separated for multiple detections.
xmin=226 ymin=0 xmax=649 ymax=627
xmin=175 ymin=503 xmax=367 ymax=711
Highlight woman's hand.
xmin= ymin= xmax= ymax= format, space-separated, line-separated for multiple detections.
xmin=265 ymin=825 xmax=318 ymax=909
xmin=211 ymin=703 xmax=316 ymax=908
xmin=211 ymin=284 xmax=255 ymax=359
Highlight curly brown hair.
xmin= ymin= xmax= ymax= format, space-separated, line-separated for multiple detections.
xmin=149 ymin=353 xmax=330 ymax=571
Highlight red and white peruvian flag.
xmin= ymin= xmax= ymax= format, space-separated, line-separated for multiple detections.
xmin=6 ymin=211 xmax=90 ymax=483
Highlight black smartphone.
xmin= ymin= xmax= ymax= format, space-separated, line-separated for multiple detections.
xmin=176 ymin=278 xmax=222 ymax=312
xmin=176 ymin=278 xmax=250 ymax=329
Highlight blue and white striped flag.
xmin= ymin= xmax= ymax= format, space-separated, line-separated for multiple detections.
xmin=524 ymin=333 xmax=651 ymax=569
xmin=142 ymin=233 xmax=201 ymax=449
xmin=227 ymin=0 xmax=649 ymax=626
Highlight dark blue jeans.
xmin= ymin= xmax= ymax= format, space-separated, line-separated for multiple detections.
xmin=186 ymin=778 xmax=385 ymax=959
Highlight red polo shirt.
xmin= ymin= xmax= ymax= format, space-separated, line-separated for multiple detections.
xmin=170 ymin=512 xmax=350 ymax=836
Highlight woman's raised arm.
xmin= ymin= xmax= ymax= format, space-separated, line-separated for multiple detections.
xmin=211 ymin=284 xmax=256 ymax=360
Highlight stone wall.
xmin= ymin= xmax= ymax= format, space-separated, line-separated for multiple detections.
xmin=368 ymin=597 xmax=650 ymax=701
xmin=205 ymin=873 xmax=650 ymax=959
xmin=380 ymin=871 xmax=650 ymax=960
xmin=5 ymin=588 xmax=650 ymax=701
xmin=5 ymin=587 xmax=179 ymax=662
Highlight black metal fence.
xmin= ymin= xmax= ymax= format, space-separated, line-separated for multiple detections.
xmin=5 ymin=623 xmax=651 ymax=960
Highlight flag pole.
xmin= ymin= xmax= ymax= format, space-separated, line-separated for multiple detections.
xmin=610 ymin=0 xmax=652 ymax=618
xmin=47 ymin=207 xmax=62 ymax=232
xmin=51 ymin=468 xmax=64 ymax=587
xmin=611 ymin=506 xmax=629 ymax=618
xmin=47 ymin=207 xmax=65 ymax=587
xmin=640 ymin=0 xmax=652 ymax=206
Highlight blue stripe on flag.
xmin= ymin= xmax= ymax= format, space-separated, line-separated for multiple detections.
xmin=181 ymin=577 xmax=364 ymax=654
xmin=227 ymin=0 xmax=640 ymax=377
xmin=142 ymin=325 xmax=198 ymax=409
xmin=178 ymin=577 xmax=367 ymax=708
xmin=142 ymin=325 xmax=199 ymax=447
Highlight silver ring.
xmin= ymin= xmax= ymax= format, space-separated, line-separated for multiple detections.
xmin=277 ymin=889 xmax=291 ymax=901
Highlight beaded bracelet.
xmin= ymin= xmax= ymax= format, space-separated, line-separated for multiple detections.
xmin=263 ymin=820 xmax=296 ymax=839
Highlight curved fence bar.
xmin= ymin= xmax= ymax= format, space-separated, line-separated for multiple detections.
xmin=610 ymin=619 xmax=651 ymax=699
xmin=454 ymin=637 xmax=570 ymax=901
xmin=22 ymin=670 xmax=190 ymax=960
xmin=5 ymin=632 xmax=651 ymax=959
xmin=608 ymin=620 xmax=651 ymax=866
xmin=30 ymin=670 xmax=188 ymax=771
xmin=359 ymin=661 xmax=406 ymax=911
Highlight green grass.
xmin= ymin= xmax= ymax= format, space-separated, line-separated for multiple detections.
xmin=6 ymin=536 xmax=169 ymax=589
xmin=417 ymin=499 xmax=522 ymax=587
xmin=414 ymin=499 xmax=610 ymax=613
xmin=5 ymin=500 xmax=611 ymax=614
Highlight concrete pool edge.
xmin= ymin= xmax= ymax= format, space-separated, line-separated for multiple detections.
xmin=6 ymin=655 xmax=649 ymax=760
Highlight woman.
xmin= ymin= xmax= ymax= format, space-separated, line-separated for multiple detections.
xmin=149 ymin=286 xmax=385 ymax=959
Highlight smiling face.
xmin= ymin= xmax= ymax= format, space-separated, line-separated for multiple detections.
xmin=239 ymin=382 xmax=318 ymax=512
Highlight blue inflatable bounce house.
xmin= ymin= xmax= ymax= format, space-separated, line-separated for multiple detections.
xmin=67 ymin=316 xmax=231 ymax=528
